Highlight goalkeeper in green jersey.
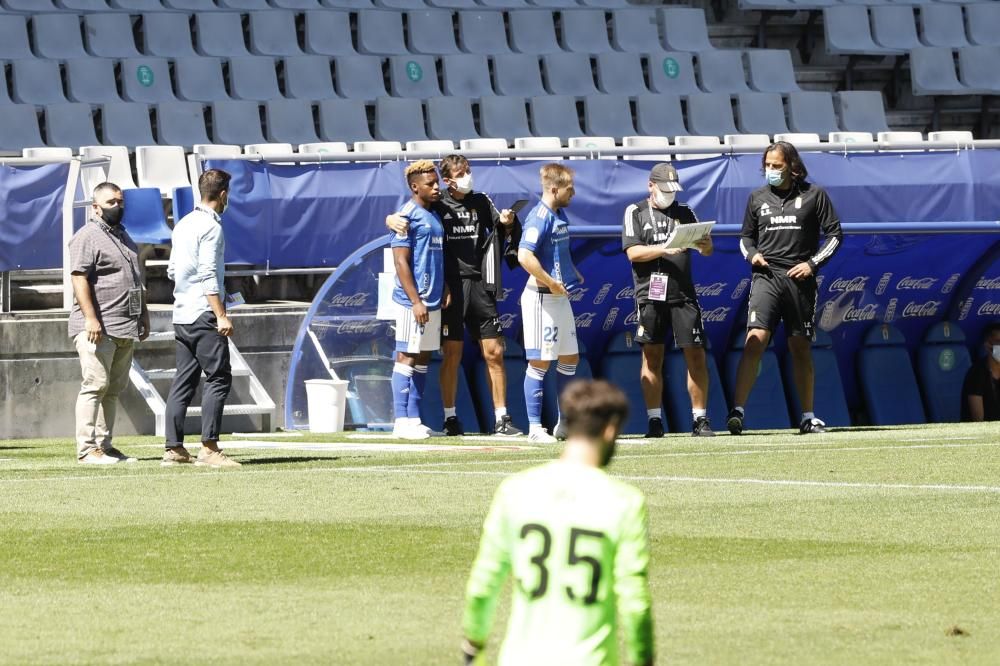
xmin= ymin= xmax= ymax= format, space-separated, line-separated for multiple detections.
xmin=461 ymin=379 xmax=654 ymax=666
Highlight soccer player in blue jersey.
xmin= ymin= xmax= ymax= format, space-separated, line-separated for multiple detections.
xmin=518 ymin=163 xmax=583 ymax=443
xmin=390 ymin=160 xmax=446 ymax=440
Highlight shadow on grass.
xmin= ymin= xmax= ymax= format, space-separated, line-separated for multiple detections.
xmin=0 ymin=445 xmax=36 ymax=451
xmin=237 ymin=456 xmax=339 ymax=466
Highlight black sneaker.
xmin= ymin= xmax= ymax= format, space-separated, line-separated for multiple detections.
xmin=692 ymin=416 xmax=715 ymax=437
xmin=443 ymin=416 xmax=464 ymax=436
xmin=799 ymin=417 xmax=827 ymax=434
xmin=645 ymin=417 xmax=664 ymax=438
xmin=494 ymin=415 xmax=523 ymax=437
xmin=726 ymin=409 xmax=744 ymax=435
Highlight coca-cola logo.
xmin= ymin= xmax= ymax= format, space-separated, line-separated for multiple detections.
xmin=498 ymin=313 xmax=517 ymax=330
xmin=978 ymin=301 xmax=1000 ymax=316
xmin=895 ymin=276 xmax=938 ymax=291
xmin=568 ymin=288 xmax=588 ymax=303
xmin=574 ymin=312 xmax=597 ymax=328
xmin=975 ymin=277 xmax=1000 ymax=290
xmin=695 ymin=282 xmax=727 ymax=297
xmin=329 ymin=292 xmax=369 ymax=307
xmin=624 ymin=310 xmax=639 ymax=326
xmin=616 ymin=287 xmax=635 ymax=300
xmin=843 ymin=303 xmax=878 ymax=322
xmin=497 ymin=288 xmax=514 ymax=302
xmin=901 ymin=300 xmax=942 ymax=318
xmin=701 ymin=306 xmax=731 ymax=323
xmin=333 ymin=321 xmax=379 ymax=335
xmin=827 ymin=276 xmax=869 ymax=293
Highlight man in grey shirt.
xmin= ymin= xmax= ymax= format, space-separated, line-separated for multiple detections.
xmin=162 ymin=168 xmax=239 ymax=469
xmin=69 ymin=182 xmax=150 ymax=465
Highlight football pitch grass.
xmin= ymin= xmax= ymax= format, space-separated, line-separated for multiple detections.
xmin=1 ymin=423 xmax=998 ymax=665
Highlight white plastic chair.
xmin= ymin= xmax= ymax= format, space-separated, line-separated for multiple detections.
xmin=405 ymin=140 xmax=456 ymax=154
xmin=877 ymin=131 xmax=924 ymax=152
xmin=513 ymin=136 xmax=562 ymax=161
xmin=622 ymin=135 xmax=671 ymax=161
xmin=135 ymin=145 xmax=189 ymax=197
xmin=79 ymin=145 xmax=137 ymax=190
xmin=672 ymin=135 xmax=722 ymax=160
xmin=723 ymin=134 xmax=770 ymax=153
xmin=568 ymin=136 xmax=617 ymax=160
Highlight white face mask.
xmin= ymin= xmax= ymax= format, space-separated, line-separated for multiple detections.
xmin=992 ymin=344 xmax=1000 ymax=363
xmin=652 ymin=186 xmax=675 ymax=209
xmin=452 ymin=173 xmax=473 ymax=194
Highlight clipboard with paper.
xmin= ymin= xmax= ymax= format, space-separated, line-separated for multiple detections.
xmin=661 ymin=221 xmax=715 ymax=249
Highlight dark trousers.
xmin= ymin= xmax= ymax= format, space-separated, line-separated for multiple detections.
xmin=164 ymin=312 xmax=232 ymax=447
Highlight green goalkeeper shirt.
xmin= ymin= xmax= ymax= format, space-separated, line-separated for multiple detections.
xmin=463 ymin=460 xmax=654 ymax=666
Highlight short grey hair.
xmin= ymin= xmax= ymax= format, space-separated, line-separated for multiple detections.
xmin=92 ymin=181 xmax=123 ymax=203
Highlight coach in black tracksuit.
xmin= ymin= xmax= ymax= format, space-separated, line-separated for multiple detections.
xmin=727 ymin=141 xmax=843 ymax=436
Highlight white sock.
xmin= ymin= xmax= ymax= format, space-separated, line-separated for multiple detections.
xmin=692 ymin=408 xmax=707 ymax=419
xmin=801 ymin=411 xmax=815 ymax=422
xmin=647 ymin=408 xmax=662 ymax=419
xmin=443 ymin=407 xmax=457 ymax=419
xmin=735 ymin=406 xmax=745 ymax=416
xmin=494 ymin=407 xmax=507 ymax=419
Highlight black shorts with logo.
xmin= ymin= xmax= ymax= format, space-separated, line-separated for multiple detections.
xmin=442 ymin=278 xmax=503 ymax=342
xmin=633 ymin=300 xmax=706 ymax=347
xmin=746 ymin=270 xmax=817 ymax=338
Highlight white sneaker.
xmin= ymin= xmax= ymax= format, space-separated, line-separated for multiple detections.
xmin=78 ymin=450 xmax=120 ymax=465
xmin=393 ymin=423 xmax=430 ymax=440
xmin=409 ymin=419 xmax=431 ymax=435
xmin=528 ymin=427 xmax=557 ymax=444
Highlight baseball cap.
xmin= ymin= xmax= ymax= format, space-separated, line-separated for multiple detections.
xmin=649 ymin=163 xmax=683 ymax=192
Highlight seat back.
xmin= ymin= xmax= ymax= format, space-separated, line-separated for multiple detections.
xmin=156 ymin=101 xmax=211 ymax=148
xmin=595 ymin=52 xmax=647 ymax=96
xmin=857 ymin=324 xmax=926 ymax=425
xmin=622 ymin=135 xmax=671 ymax=161
xmin=426 ymin=96 xmax=479 ymax=142
xmin=870 ymin=6 xmax=920 ymax=51
xmin=966 ymin=3 xmax=1000 ymax=47
xmin=697 ymin=49 xmax=750 ymax=93
xmin=542 ymin=52 xmax=598 ymax=96
xmin=917 ymin=321 xmax=972 ymax=423
xmin=745 ymin=49 xmax=800 ymax=93
xmin=142 ymin=12 xmax=198 ymax=58
xmin=509 ymin=10 xmax=561 ymax=55
xmin=479 ymin=96 xmax=532 ymax=140
xmin=80 ymin=145 xmax=137 ymax=190
xmin=823 ymin=6 xmax=889 ymax=56
xmin=634 ymin=93 xmax=687 ymax=137
xmin=837 ymin=91 xmax=890 ymax=134
xmin=583 ymin=94 xmax=637 ymax=138
xmin=303 ymin=10 xmax=356 ymax=56
xmin=958 ymin=45 xmax=1000 ymax=91
xmin=33 ymin=13 xmax=87 ymax=59
xmin=46 ymin=104 xmax=100 ymax=150
xmin=121 ymin=187 xmax=172 ymax=244
xmin=358 ymin=10 xmax=409 ymax=55
xmin=284 ymin=55 xmax=337 ymax=100
xmin=389 ymin=55 xmax=442 ymax=98
xmin=442 ymin=55 xmax=494 ymax=98
xmin=611 ymin=8 xmax=662 ymax=53
xmin=318 ymin=98 xmax=373 ymax=143
xmin=786 ymin=91 xmax=840 ymax=135
xmin=0 ymin=15 xmax=33 ymax=60
xmin=458 ymin=11 xmax=511 ymax=55
xmin=780 ymin=329 xmax=851 ymax=426
xmin=600 ymin=331 xmax=666 ymax=435
xmin=12 ymin=60 xmax=66 ymax=105
xmin=374 ymin=97 xmax=428 ymax=142
xmin=559 ymin=10 xmax=612 ymax=54
xmin=647 ymin=51 xmax=699 ymax=95
xmin=210 ymin=100 xmax=267 ymax=145
xmin=175 ymin=56 xmax=229 ymax=103
xmin=909 ymin=47 xmax=964 ymax=96
xmin=530 ymin=95 xmax=583 ymax=140
xmin=136 ymin=145 xmax=190 ymax=196
xmin=407 ymin=10 xmax=460 ymax=55
xmin=194 ymin=12 xmax=250 ymax=57
xmin=229 ymin=56 xmax=282 ymax=101
xmin=249 ymin=10 xmax=302 ymax=56
xmin=735 ymin=92 xmax=790 ymax=135
xmin=172 ymin=185 xmax=196 ymax=223
xmin=334 ymin=56 xmax=388 ymax=101
xmin=493 ymin=54 xmax=546 ymax=97
xmin=685 ymin=93 xmax=739 ymax=138
xmin=660 ymin=7 xmax=713 ymax=52
xmin=920 ymin=4 xmax=969 ymax=49
xmin=265 ymin=98 xmax=320 ymax=145
xmin=121 ymin=58 xmax=176 ymax=104
xmin=101 ymin=102 xmax=156 ymax=147
xmin=84 ymin=13 xmax=141 ymax=58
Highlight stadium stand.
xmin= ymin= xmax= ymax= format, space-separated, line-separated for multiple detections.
xmin=858 ymin=324 xmax=926 ymax=426
xmin=917 ymin=321 xmax=973 ymax=423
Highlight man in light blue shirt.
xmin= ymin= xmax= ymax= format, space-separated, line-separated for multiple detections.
xmin=163 ymin=168 xmax=239 ymax=468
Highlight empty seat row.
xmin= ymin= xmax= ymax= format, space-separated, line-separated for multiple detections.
xmin=0 ymin=90 xmax=893 ymax=152
xmin=2 ymin=0 xmax=631 ymax=12
xmin=0 ymin=7 xmax=715 ymax=61
xmin=910 ymin=45 xmax=1000 ymax=95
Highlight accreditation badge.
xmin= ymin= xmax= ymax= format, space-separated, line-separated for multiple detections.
xmin=648 ymin=273 xmax=669 ymax=302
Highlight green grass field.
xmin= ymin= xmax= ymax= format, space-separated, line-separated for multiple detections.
xmin=1 ymin=423 xmax=998 ymax=665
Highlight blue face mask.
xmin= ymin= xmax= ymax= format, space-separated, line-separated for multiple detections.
xmin=765 ymin=168 xmax=785 ymax=187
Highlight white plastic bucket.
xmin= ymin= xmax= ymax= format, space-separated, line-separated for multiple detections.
xmin=304 ymin=379 xmax=349 ymax=432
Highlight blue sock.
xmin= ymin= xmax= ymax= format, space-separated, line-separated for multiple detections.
xmin=407 ymin=364 xmax=428 ymax=419
xmin=524 ymin=365 xmax=546 ymax=427
xmin=556 ymin=362 xmax=577 ymax=423
xmin=392 ymin=363 xmax=414 ymax=420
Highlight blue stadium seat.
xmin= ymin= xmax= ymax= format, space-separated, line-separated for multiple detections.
xmin=334 ymin=56 xmax=389 ymax=101
xmin=156 ymin=101 xmax=210 ymax=147
xmin=389 ymin=56 xmax=442 ymax=98
xmin=635 ymin=93 xmax=688 ymax=137
xmin=724 ymin=334 xmax=792 ymax=430
xmin=870 ymin=6 xmax=921 ymax=52
xmin=420 ymin=352 xmax=483 ymax=433
xmin=358 ymin=11 xmax=409 ymax=56
xmin=966 ymin=3 xmax=1000 ymax=48
xmin=479 ymin=96 xmax=531 ymax=140
xmin=697 ymin=50 xmax=750 ymax=94
xmin=284 ymin=55 xmax=337 ymax=100
xmin=919 ymin=4 xmax=969 ymax=49
xmin=917 ymin=322 xmax=972 ymax=423
xmin=660 ymin=7 xmax=714 ymax=53
xmin=172 ymin=185 xmax=196 ymax=222
xmin=195 ymin=12 xmax=250 ymax=57
xmin=270 ymin=0 xmax=321 ymax=6
xmin=142 ymin=12 xmax=198 ymax=58
xmin=0 ymin=106 xmax=44 ymax=152
xmin=66 ymin=59 xmax=120 ymax=104
xmin=745 ymin=49 xmax=801 ymax=93
xmin=32 ymin=14 xmax=88 ymax=60
xmin=11 ymin=60 xmax=67 ymax=106
xmin=45 ymin=103 xmax=99 ymax=149
xmin=0 ymin=15 xmax=32 ymax=60
xmin=823 ymin=6 xmax=897 ymax=57
xmin=442 ymin=55 xmax=494 ymax=98
xmin=685 ymin=93 xmax=739 ymax=138
xmin=113 ymin=0 xmax=165 ymax=9
xmin=249 ymin=10 xmax=302 ymax=57
xmin=121 ymin=58 xmax=176 ymax=104
xmin=319 ymin=98 xmax=374 ymax=142
xmin=458 ymin=11 xmax=511 ymax=55
xmin=63 ymin=0 xmax=114 ymax=11
xmin=210 ymin=100 xmax=267 ymax=145
xmin=542 ymin=53 xmax=599 ymax=96
xmin=175 ymin=56 xmax=229 ymax=103
xmin=836 ymin=91 xmax=890 ymax=134
xmin=600 ymin=331 xmax=667 ymax=435
xmin=647 ymin=52 xmax=700 ymax=96
xmin=583 ymin=94 xmax=637 ymax=138
xmin=265 ymin=98 xmax=321 ymax=145
xmin=472 ymin=336 xmax=529 ymax=434
xmin=780 ymin=329 xmax=850 ymax=427
xmin=478 ymin=0 xmax=528 ymax=7
xmin=527 ymin=0 xmax=577 ymax=7
xmin=530 ymin=95 xmax=583 ymax=140
xmin=958 ymin=46 xmax=1000 ymax=92
xmin=595 ymin=52 xmax=647 ymax=96
xmin=493 ymin=54 xmax=547 ymax=97
xmin=407 ymin=10 xmax=461 ymax=55
xmin=121 ymin=187 xmax=172 ymax=245
xmin=101 ymin=102 xmax=156 ymax=147
xmin=83 ymin=13 xmax=141 ymax=58
xmin=858 ymin=324 xmax=926 ymax=425
xmin=426 ymin=96 xmax=479 ymax=142
xmin=166 ymin=0 xmax=226 ymax=9
xmin=559 ymin=10 xmax=612 ymax=54
xmin=4 ymin=0 xmax=60 ymax=10
xmin=427 ymin=0 xmax=477 ymax=7
xmin=581 ymin=0 xmax=629 ymax=8
xmin=374 ymin=97 xmax=428 ymax=142
xmin=786 ymin=91 xmax=840 ymax=135
xmin=229 ymin=56 xmax=282 ymax=102
xmin=509 ymin=10 xmax=561 ymax=55
xmin=909 ymin=47 xmax=967 ymax=96
xmin=303 ymin=11 xmax=356 ymax=56
xmin=611 ymin=8 xmax=663 ymax=53
xmin=664 ymin=345 xmax=728 ymax=434
xmin=736 ymin=92 xmax=790 ymax=135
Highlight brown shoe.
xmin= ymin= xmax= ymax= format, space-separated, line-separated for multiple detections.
xmin=195 ymin=449 xmax=241 ymax=469
xmin=161 ymin=446 xmax=194 ymax=466
xmin=79 ymin=449 xmax=119 ymax=465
